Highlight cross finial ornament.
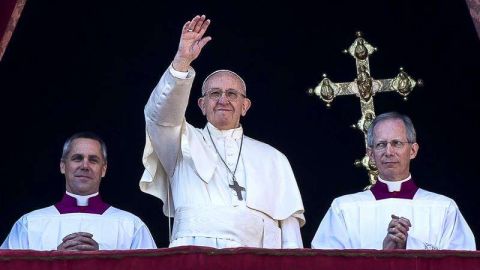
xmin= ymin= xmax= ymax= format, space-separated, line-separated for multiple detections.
xmin=308 ymin=32 xmax=423 ymax=187
xmin=229 ymin=179 xmax=245 ymax=201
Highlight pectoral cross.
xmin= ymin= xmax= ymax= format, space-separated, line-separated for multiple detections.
xmin=229 ymin=178 xmax=245 ymax=201
xmin=308 ymin=32 xmax=422 ymax=187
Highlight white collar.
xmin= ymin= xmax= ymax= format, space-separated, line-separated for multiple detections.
xmin=205 ymin=122 xmax=243 ymax=139
xmin=66 ymin=191 xmax=99 ymax=206
xmin=377 ymin=175 xmax=412 ymax=192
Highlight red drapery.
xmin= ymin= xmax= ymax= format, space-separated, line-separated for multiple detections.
xmin=1 ymin=246 xmax=479 ymax=270
xmin=0 ymin=0 xmax=26 ymax=61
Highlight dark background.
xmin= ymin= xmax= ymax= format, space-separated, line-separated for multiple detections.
xmin=1 ymin=0 xmax=479 ymax=248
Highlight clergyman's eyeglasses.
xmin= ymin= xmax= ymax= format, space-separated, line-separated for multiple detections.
xmin=372 ymin=140 xmax=412 ymax=151
xmin=203 ymin=89 xmax=246 ymax=101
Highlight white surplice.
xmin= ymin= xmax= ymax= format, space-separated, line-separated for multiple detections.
xmin=140 ymin=66 xmax=305 ymax=248
xmin=1 ymin=205 xmax=157 ymax=250
xmin=311 ymin=186 xmax=476 ymax=250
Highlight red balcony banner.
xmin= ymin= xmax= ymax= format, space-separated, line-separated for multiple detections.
xmin=1 ymin=246 xmax=480 ymax=270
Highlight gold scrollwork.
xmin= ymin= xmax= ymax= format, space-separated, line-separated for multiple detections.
xmin=354 ymin=38 xmax=368 ymax=60
xmin=357 ymin=109 xmax=375 ymax=135
xmin=319 ymin=77 xmax=335 ymax=103
xmin=391 ymin=69 xmax=416 ymax=97
xmin=356 ymin=65 xmax=373 ymax=101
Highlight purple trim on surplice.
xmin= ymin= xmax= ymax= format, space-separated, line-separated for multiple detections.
xmin=54 ymin=193 xmax=110 ymax=214
xmin=370 ymin=179 xmax=419 ymax=200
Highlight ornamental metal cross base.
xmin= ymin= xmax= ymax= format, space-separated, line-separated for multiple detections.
xmin=308 ymin=31 xmax=422 ymax=188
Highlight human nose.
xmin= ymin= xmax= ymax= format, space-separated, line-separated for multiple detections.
xmin=384 ymin=142 xmax=395 ymax=155
xmin=80 ymin=159 xmax=90 ymax=170
xmin=217 ymin=93 xmax=229 ymax=103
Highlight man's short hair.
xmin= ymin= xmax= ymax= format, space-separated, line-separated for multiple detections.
xmin=367 ymin=112 xmax=417 ymax=147
xmin=61 ymin=132 xmax=108 ymax=162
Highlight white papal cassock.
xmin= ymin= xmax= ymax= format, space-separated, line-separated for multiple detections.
xmin=140 ymin=66 xmax=305 ymax=248
xmin=311 ymin=178 xmax=475 ymax=250
xmin=1 ymin=193 xmax=157 ymax=250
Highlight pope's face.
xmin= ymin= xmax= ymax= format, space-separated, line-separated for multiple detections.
xmin=367 ymin=119 xmax=419 ymax=181
xmin=60 ymin=138 xmax=107 ymax=195
xmin=198 ymin=72 xmax=251 ymax=130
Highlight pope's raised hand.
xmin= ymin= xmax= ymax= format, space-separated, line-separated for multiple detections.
xmin=172 ymin=14 xmax=212 ymax=72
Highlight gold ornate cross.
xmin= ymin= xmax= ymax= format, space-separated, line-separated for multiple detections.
xmin=308 ymin=32 xmax=422 ymax=187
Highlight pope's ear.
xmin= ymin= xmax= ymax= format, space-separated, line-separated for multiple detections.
xmin=241 ymin=98 xmax=251 ymax=116
xmin=198 ymin=97 xmax=206 ymax=115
